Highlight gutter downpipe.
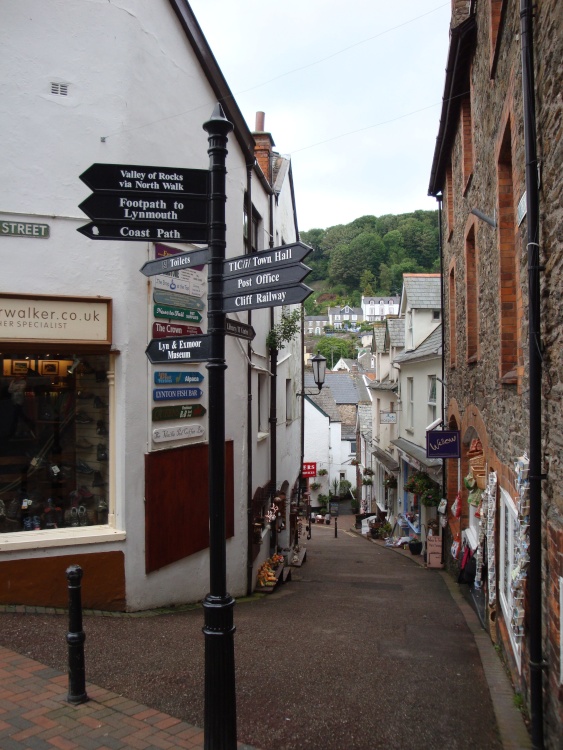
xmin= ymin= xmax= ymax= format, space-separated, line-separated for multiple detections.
xmin=437 ymin=193 xmax=446 ymax=565
xmin=246 ymin=162 xmax=254 ymax=596
xmin=520 ymin=1 xmax=544 ymax=746
xmin=268 ymin=189 xmax=277 ymax=551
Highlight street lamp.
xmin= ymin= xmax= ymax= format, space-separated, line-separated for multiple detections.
xmin=310 ymin=354 xmax=327 ymax=393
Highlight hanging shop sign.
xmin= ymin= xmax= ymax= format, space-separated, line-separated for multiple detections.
xmin=152 ymin=403 xmax=207 ymax=421
xmin=153 ymin=387 xmax=203 ymax=401
xmin=302 ymin=462 xmax=317 ymax=477
xmin=153 ymin=290 xmax=205 ymax=311
xmin=152 ymin=423 xmax=205 ymax=443
xmin=1 ymin=220 xmax=50 ymax=238
xmin=426 ymin=429 xmax=461 ymax=459
xmin=154 ymin=371 xmax=204 ymax=385
xmin=380 ymin=411 xmax=397 ymax=424
xmin=0 ymin=293 xmax=111 ymax=344
xmin=152 ymin=321 xmax=202 ymax=338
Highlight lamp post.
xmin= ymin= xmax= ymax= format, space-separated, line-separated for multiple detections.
xmin=298 ymin=354 xmax=327 ymax=538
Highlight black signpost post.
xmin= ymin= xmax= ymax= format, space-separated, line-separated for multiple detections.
xmin=202 ymin=104 xmax=237 ymax=750
xmin=77 ymin=110 xmax=315 ymax=750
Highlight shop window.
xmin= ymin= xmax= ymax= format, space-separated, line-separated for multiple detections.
xmin=0 ymin=353 xmax=110 ymax=535
xmin=257 ymin=372 xmax=269 ymax=435
xmin=499 ymin=487 xmax=522 ymax=670
xmin=285 ymin=378 xmax=293 ymax=422
xmin=428 ymin=376 xmax=437 ymax=424
xmin=407 ymin=377 xmax=414 ymax=431
xmin=243 ymin=201 xmax=261 ymax=253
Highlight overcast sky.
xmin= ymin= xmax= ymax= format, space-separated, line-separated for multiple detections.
xmin=189 ymin=1 xmax=451 ymax=231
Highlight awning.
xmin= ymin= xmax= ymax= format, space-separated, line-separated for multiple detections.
xmin=371 ymin=445 xmax=399 ymax=473
xmin=391 ymin=438 xmax=443 ymax=474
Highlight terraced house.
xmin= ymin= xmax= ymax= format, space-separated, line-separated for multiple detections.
xmin=428 ymin=1 xmax=562 ymax=745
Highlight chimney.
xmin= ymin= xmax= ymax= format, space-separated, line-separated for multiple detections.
xmin=253 ymin=111 xmax=275 ymax=184
xmin=451 ymin=0 xmax=471 ymax=28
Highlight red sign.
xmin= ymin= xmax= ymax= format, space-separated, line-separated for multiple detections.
xmin=152 ymin=321 xmax=202 ymax=338
xmin=302 ymin=462 xmax=317 ymax=477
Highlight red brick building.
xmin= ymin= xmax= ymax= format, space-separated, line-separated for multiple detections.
xmin=429 ymin=1 xmax=562 ymax=746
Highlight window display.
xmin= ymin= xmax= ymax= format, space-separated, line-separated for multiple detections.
xmin=0 ymin=353 xmax=109 ymax=534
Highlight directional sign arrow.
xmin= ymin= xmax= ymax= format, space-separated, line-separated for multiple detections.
xmin=153 ymin=290 xmax=205 ymax=311
xmin=153 ymin=386 xmax=203 ymax=401
xmin=222 ymin=283 xmax=313 ymax=313
xmin=225 ymin=318 xmax=256 ymax=341
xmin=79 ymin=192 xmax=208 ymax=224
xmin=152 ymin=322 xmax=203 ymax=338
xmin=140 ymin=247 xmax=211 ymax=277
xmin=145 ymin=334 xmax=211 ymax=364
xmin=153 ymin=304 xmax=203 ymax=323
xmin=152 ymin=403 xmax=207 ymax=421
xmin=222 ymin=263 xmax=310 ymax=296
xmin=77 ymin=221 xmax=208 ymax=244
xmin=223 ymin=241 xmax=313 ymax=278
xmin=154 ymin=371 xmax=205 ymax=385
xmin=79 ymin=163 xmax=209 ymax=195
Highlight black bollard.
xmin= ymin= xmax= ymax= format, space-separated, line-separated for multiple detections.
xmin=66 ymin=565 xmax=88 ymax=704
xmin=335 ymin=517 xmax=338 ymax=538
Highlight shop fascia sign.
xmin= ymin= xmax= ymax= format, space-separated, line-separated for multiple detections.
xmin=302 ymin=462 xmax=317 ymax=477
xmin=426 ymin=429 xmax=461 ymax=459
xmin=380 ymin=411 xmax=397 ymax=424
xmin=0 ymin=293 xmax=111 ymax=344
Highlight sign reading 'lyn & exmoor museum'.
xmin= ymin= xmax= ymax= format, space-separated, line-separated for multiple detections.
xmin=145 ymin=334 xmax=210 ymax=364
xmin=152 ymin=403 xmax=207 ymax=422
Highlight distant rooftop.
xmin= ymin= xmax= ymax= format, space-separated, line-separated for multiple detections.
xmin=402 ymin=274 xmax=441 ymax=309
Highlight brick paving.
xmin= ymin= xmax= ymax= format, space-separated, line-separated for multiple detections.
xmin=0 ymin=645 xmax=257 ymax=750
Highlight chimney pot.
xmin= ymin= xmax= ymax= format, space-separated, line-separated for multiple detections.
xmin=255 ymin=111 xmax=265 ymax=131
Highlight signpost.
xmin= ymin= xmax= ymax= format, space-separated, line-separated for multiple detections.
xmin=225 ymin=318 xmax=255 ymax=341
xmin=140 ymin=247 xmax=211 ymax=277
xmin=153 ymin=386 xmax=203 ymax=401
xmin=153 ymin=290 xmax=205 ymax=311
xmin=152 ymin=423 xmax=205 ymax=443
xmin=152 ymin=322 xmax=202 ymax=338
xmin=152 ymin=403 xmax=207 ymax=421
xmin=222 ymin=283 xmax=313 ymax=313
xmin=78 ymin=163 xmax=209 ymax=244
xmin=154 ymin=371 xmax=204 ymax=385
xmin=222 ymin=263 xmax=310 ymax=296
xmin=145 ymin=334 xmax=210 ymax=364
xmin=222 ymin=241 xmax=313 ymax=277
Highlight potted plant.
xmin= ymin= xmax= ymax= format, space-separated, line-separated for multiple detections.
xmin=408 ymin=535 xmax=423 ymax=555
xmin=384 ymin=476 xmax=397 ymax=489
xmin=363 ymin=467 xmax=374 ymax=476
xmin=310 ymin=481 xmax=321 ymax=491
xmin=318 ymin=468 xmax=328 ymax=476
xmin=362 ymin=477 xmax=373 ymax=486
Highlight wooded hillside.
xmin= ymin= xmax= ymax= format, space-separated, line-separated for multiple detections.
xmin=300 ymin=210 xmax=440 ymax=311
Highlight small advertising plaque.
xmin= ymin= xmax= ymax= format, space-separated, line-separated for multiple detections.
xmin=426 ymin=429 xmax=461 ymax=459
xmin=302 ymin=462 xmax=317 ymax=477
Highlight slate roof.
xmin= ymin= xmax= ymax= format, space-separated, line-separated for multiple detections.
xmin=387 ymin=318 xmax=405 ymax=348
xmin=304 ymin=371 xmax=366 ymax=404
xmin=357 ymin=403 xmax=372 ymax=439
xmin=402 ymin=274 xmax=442 ymax=309
xmin=368 ymin=377 xmax=398 ymax=392
xmin=307 ymin=386 xmax=341 ymax=422
xmin=305 ymin=315 xmax=329 ymax=322
xmin=394 ymin=324 xmax=442 ymax=363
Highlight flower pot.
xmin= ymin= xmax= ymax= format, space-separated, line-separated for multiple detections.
xmin=409 ymin=541 xmax=423 ymax=555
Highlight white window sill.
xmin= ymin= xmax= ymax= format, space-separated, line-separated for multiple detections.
xmin=0 ymin=525 xmax=126 ymax=553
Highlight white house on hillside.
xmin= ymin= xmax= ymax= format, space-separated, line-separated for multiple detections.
xmin=362 ymin=295 xmax=400 ymax=321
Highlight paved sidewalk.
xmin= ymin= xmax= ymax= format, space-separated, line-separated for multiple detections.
xmin=0 ymin=645 xmax=257 ymax=750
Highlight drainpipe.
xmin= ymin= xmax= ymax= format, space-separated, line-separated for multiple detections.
xmin=246 ymin=162 xmax=254 ymax=597
xmin=436 ymin=193 xmax=446 ymax=566
xmin=520 ymin=1 xmax=544 ymax=746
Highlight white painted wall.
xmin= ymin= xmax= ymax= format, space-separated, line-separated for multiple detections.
xmin=0 ymin=0 xmax=302 ymax=609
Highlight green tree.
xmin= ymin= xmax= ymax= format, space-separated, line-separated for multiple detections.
xmin=360 ymin=269 xmax=376 ymax=296
xmin=315 ymin=336 xmax=356 ymax=366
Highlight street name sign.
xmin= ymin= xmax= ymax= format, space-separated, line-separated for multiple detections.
xmin=152 ymin=403 xmax=207 ymax=422
xmin=79 ymin=163 xmax=209 ymax=195
xmin=152 ymin=423 xmax=205 ymax=443
xmin=222 ymin=263 xmax=310 ymax=296
xmin=145 ymin=334 xmax=211 ymax=364
xmin=154 ymin=371 xmax=205 ymax=385
xmin=153 ymin=387 xmax=203 ymax=401
xmin=222 ymin=283 xmax=313 ymax=313
xmin=153 ymin=304 xmax=203 ymax=323
xmin=225 ymin=318 xmax=256 ymax=341
xmin=77 ymin=221 xmax=208 ymax=243
xmin=152 ymin=322 xmax=203 ymax=338
xmin=153 ymin=290 xmax=205 ymax=311
xmin=140 ymin=247 xmax=211 ymax=277
xmin=222 ymin=241 xmax=313 ymax=278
